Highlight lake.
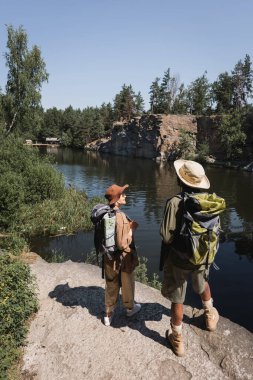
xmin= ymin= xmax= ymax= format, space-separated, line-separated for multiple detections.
xmin=32 ymin=148 xmax=253 ymax=332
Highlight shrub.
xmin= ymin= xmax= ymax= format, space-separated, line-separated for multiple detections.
xmin=135 ymin=256 xmax=149 ymax=285
xmin=0 ymin=235 xmax=28 ymax=256
xmin=0 ymin=137 xmax=64 ymax=229
xmin=13 ymin=188 xmax=96 ymax=236
xmin=177 ymin=129 xmax=196 ymax=159
xmin=0 ymin=252 xmax=38 ymax=378
xmin=219 ymin=110 xmax=246 ymax=159
xmin=24 ymin=162 xmax=64 ymax=204
xmin=0 ymin=172 xmax=25 ymax=229
xmin=196 ymin=142 xmax=209 ymax=164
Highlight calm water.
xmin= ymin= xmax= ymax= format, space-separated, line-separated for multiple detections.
xmin=32 ymin=148 xmax=253 ymax=332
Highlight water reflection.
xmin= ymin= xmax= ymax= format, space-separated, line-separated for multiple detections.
xmin=235 ymin=235 xmax=253 ymax=261
xmin=33 ymin=148 xmax=253 ymax=332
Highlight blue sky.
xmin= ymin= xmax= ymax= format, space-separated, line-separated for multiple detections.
xmin=0 ymin=0 xmax=253 ymax=110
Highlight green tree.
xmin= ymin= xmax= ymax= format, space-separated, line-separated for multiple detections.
xmin=149 ymin=69 xmax=187 ymax=114
xmin=219 ymin=109 xmax=246 ymax=159
xmin=99 ymin=102 xmax=114 ymax=132
xmin=113 ymin=84 xmax=137 ymax=121
xmin=40 ymin=107 xmax=63 ymax=140
xmin=134 ymin=91 xmax=145 ymax=116
xmin=173 ymin=84 xmax=189 ymax=114
xmin=92 ymin=107 xmax=105 ymax=139
xmin=160 ymin=68 xmax=180 ymax=113
xmin=2 ymin=25 xmax=48 ymax=137
xmin=149 ymin=77 xmax=162 ymax=113
xmin=212 ymin=72 xmax=234 ymax=113
xmin=187 ymin=72 xmax=211 ymax=115
xmin=0 ymin=91 xmax=6 ymax=132
xmin=232 ymin=54 xmax=253 ymax=109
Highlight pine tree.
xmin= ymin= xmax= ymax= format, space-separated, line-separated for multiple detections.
xmin=187 ymin=72 xmax=211 ymax=115
xmin=149 ymin=77 xmax=162 ymax=113
xmin=113 ymin=84 xmax=137 ymax=121
xmin=135 ymin=92 xmax=145 ymax=116
xmin=212 ymin=72 xmax=234 ymax=113
xmin=232 ymin=54 xmax=253 ymax=109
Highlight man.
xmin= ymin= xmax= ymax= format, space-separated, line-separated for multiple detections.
xmin=160 ymin=159 xmax=223 ymax=357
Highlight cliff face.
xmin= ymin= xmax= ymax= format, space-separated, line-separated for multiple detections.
xmin=86 ymin=114 xmax=197 ymax=160
xmin=85 ymin=114 xmax=224 ymax=160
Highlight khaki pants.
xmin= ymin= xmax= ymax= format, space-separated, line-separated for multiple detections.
xmin=104 ymin=262 xmax=135 ymax=314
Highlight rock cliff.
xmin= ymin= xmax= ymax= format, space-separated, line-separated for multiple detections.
xmin=85 ymin=114 xmax=224 ymax=161
xmin=85 ymin=115 xmax=196 ymax=160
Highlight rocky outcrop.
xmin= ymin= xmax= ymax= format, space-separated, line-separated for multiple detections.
xmin=22 ymin=253 xmax=253 ymax=380
xmin=85 ymin=114 xmax=198 ymax=160
xmin=85 ymin=114 xmax=253 ymax=162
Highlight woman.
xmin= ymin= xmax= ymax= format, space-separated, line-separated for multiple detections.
xmin=103 ymin=183 xmax=141 ymax=326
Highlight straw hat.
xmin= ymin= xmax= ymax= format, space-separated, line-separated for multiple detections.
xmin=105 ymin=184 xmax=129 ymax=205
xmin=174 ymin=159 xmax=210 ymax=189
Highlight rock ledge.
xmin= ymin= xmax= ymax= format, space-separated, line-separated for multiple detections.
xmin=22 ymin=254 xmax=253 ymax=380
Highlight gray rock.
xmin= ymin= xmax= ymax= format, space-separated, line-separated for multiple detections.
xmin=22 ymin=254 xmax=253 ymax=380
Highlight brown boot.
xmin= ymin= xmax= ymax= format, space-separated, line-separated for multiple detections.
xmin=204 ymin=307 xmax=219 ymax=331
xmin=166 ymin=329 xmax=185 ymax=357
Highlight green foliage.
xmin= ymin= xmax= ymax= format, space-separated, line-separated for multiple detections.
xmin=177 ymin=129 xmax=196 ymax=159
xmin=149 ymin=273 xmax=162 ymax=291
xmin=219 ymin=109 xmax=247 ymax=159
xmin=24 ymin=162 xmax=64 ymax=204
xmin=212 ymin=72 xmax=234 ymax=113
xmin=113 ymin=84 xmax=142 ymax=121
xmin=135 ymin=256 xmax=162 ymax=290
xmin=135 ymin=256 xmax=149 ymax=284
xmin=0 ymin=252 xmax=38 ymax=378
xmin=2 ymin=25 xmax=48 ymax=137
xmin=196 ymin=143 xmax=210 ymax=164
xmin=134 ymin=92 xmax=145 ymax=116
xmin=149 ymin=69 xmax=189 ymax=114
xmin=45 ymin=249 xmax=65 ymax=263
xmin=0 ymin=137 xmax=64 ymax=229
xmin=232 ymin=54 xmax=253 ymax=108
xmin=0 ymin=235 xmax=28 ymax=256
xmin=39 ymin=107 xmax=62 ymax=140
xmin=212 ymin=55 xmax=253 ymax=113
xmin=187 ymin=72 xmax=212 ymax=115
xmin=85 ymin=249 xmax=100 ymax=265
xmin=160 ymin=68 xmax=180 ymax=114
xmin=172 ymin=84 xmax=189 ymax=114
xmin=13 ymin=187 xmax=97 ymax=236
xmin=149 ymin=77 xmax=162 ymax=113
xmin=0 ymin=172 xmax=24 ymax=229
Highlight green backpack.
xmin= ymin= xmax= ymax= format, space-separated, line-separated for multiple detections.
xmin=179 ymin=192 xmax=226 ymax=267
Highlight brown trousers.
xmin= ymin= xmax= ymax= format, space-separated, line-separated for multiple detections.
xmin=104 ymin=262 xmax=135 ymax=314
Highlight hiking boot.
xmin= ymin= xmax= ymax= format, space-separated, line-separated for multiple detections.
xmin=104 ymin=311 xmax=114 ymax=327
xmin=204 ymin=307 xmax=219 ymax=331
xmin=126 ymin=303 xmax=141 ymax=317
xmin=166 ymin=329 xmax=185 ymax=357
